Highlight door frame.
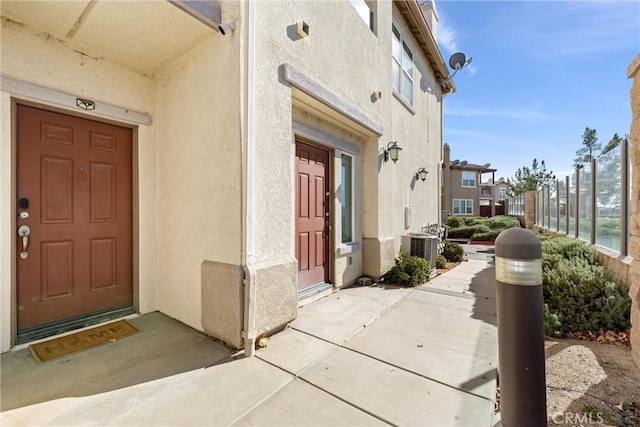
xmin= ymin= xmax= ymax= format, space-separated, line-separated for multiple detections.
xmin=294 ymin=136 xmax=334 ymax=295
xmin=9 ymin=98 xmax=140 ymax=346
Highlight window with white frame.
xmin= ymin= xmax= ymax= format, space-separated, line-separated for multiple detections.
xmin=349 ymin=0 xmax=375 ymax=32
xmin=453 ymin=199 xmax=474 ymax=215
xmin=341 ymin=154 xmax=353 ymax=243
xmin=498 ymin=187 xmax=507 ymax=200
xmin=392 ymin=24 xmax=413 ymax=105
xmin=462 ymin=171 xmax=476 ymax=187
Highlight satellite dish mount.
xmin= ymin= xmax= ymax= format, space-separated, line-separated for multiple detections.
xmin=439 ymin=52 xmax=473 ymax=90
xmin=448 ymin=52 xmax=473 ymax=78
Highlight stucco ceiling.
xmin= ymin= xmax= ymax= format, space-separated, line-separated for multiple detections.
xmin=0 ymin=1 xmax=214 ymax=73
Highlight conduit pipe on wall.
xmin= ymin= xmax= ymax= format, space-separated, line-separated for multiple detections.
xmin=437 ymin=159 xmax=444 ymax=221
xmin=241 ymin=0 xmax=257 ymax=357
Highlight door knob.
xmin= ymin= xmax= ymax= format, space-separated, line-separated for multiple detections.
xmin=17 ymin=225 xmax=30 ymax=260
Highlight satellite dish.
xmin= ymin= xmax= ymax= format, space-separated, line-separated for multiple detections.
xmin=460 ymin=160 xmax=468 ymax=167
xmin=483 ymin=163 xmax=491 ymax=168
xmin=451 ymin=159 xmax=460 ymax=166
xmin=449 ymin=52 xmax=467 ymax=71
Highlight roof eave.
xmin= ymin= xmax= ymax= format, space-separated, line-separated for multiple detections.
xmin=396 ymin=0 xmax=455 ymax=95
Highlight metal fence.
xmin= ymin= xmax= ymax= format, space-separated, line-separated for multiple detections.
xmin=534 ymin=138 xmax=632 ymax=256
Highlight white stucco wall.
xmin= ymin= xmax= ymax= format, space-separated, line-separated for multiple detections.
xmin=253 ymin=1 xmax=445 ymax=284
xmin=385 ymin=11 xmax=444 ymax=254
xmin=0 ymin=18 xmax=158 ymax=351
xmin=154 ymin=14 xmax=243 ymax=331
xmin=254 ymin=0 xmax=387 ymax=260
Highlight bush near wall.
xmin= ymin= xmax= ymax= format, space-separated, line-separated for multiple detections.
xmin=445 ymin=215 xmax=520 ymax=241
xmin=383 ymin=253 xmax=431 ymax=287
xmin=541 ymin=236 xmax=631 ymax=337
xmin=442 ymin=241 xmax=464 ymax=262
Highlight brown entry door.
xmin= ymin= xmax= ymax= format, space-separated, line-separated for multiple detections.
xmin=16 ymin=105 xmax=133 ymax=330
xmin=295 ymin=140 xmax=330 ymax=291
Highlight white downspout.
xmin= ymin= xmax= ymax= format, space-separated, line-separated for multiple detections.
xmin=242 ymin=0 xmax=257 ymax=357
xmin=438 ymin=94 xmax=445 ymax=223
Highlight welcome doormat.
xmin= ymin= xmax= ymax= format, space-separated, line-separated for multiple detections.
xmin=29 ymin=319 xmax=140 ymax=363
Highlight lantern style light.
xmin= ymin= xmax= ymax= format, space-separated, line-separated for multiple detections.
xmin=416 ymin=167 xmax=428 ymax=181
xmin=384 ymin=141 xmax=402 ymax=163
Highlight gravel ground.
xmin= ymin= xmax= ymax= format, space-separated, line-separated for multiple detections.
xmin=546 ymin=337 xmax=640 ymax=426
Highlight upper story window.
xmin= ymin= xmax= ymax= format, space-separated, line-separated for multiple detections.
xmin=462 ymin=171 xmax=476 ymax=187
xmin=498 ymin=187 xmax=507 ymax=200
xmin=350 ymin=0 xmax=376 ymax=33
xmin=392 ymin=24 xmax=413 ymax=105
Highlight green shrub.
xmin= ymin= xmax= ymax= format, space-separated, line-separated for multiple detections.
xmin=445 ymin=216 xmax=465 ymax=228
xmin=448 ymin=224 xmax=490 ymax=239
xmin=442 ymin=241 xmax=464 ymax=262
xmin=383 ymin=253 xmax=430 ymax=287
xmin=446 ymin=216 xmax=519 ymax=241
xmin=541 ymin=237 xmax=598 ymax=265
xmin=541 ymin=237 xmax=631 ymax=337
xmin=486 ymin=216 xmax=520 ymax=230
xmin=470 ymin=230 xmax=502 ymax=241
xmin=436 ymin=254 xmax=446 ymax=269
xmin=462 ymin=217 xmax=482 ymax=226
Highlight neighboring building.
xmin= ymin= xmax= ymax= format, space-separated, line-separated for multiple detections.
xmin=441 ymin=143 xmax=507 ymax=217
xmin=0 ymin=0 xmax=454 ymax=353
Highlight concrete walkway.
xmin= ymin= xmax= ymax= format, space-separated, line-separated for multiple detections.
xmin=2 ymin=249 xmax=498 ymax=426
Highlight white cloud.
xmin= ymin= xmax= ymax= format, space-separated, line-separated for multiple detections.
xmin=438 ymin=22 xmax=459 ymax=54
xmin=437 ymin=9 xmax=477 ymax=77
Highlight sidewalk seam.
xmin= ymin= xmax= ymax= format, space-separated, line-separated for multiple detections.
xmin=254 ymin=356 xmax=397 ymax=427
xmin=291 ymin=317 xmax=497 ymax=404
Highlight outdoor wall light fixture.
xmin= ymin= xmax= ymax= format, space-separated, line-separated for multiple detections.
xmin=384 ymin=141 xmax=403 ymax=163
xmin=416 ymin=167 xmax=428 ymax=181
xmin=218 ymin=22 xmax=236 ymax=35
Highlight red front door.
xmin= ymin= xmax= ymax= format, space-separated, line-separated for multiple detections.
xmin=16 ymin=105 xmax=133 ymax=330
xmin=295 ymin=140 xmax=330 ymax=291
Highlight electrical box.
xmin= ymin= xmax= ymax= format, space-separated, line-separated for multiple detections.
xmin=405 ymin=206 xmax=412 ymax=229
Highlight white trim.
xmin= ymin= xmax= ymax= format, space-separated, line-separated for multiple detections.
xmin=292 ymin=122 xmax=360 ymax=155
xmin=0 ymin=77 xmax=151 ymax=126
xmin=392 ymin=89 xmax=416 ymax=115
xmin=461 ymin=171 xmax=476 ymax=188
xmin=340 ymin=153 xmax=355 ymax=245
xmin=283 ymin=63 xmax=383 ymax=137
xmin=167 ymin=0 xmax=222 ymax=31
xmin=452 ymin=198 xmax=474 ymax=215
xmin=338 ymin=242 xmax=360 ymax=256
xmin=391 ymin=21 xmax=414 ymax=107
xmin=242 ymin=0 xmax=257 ymax=357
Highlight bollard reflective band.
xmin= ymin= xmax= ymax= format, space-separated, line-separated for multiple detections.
xmin=495 ymin=257 xmax=542 ymax=286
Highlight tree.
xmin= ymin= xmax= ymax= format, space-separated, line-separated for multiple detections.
xmin=574 ymin=127 xmax=601 ymax=169
xmin=600 ymin=133 xmax=622 ymax=156
xmin=596 ymin=134 xmax=623 ymax=212
xmin=507 ymin=158 xmax=556 ymax=195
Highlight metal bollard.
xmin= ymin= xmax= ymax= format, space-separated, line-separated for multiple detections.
xmin=495 ymin=228 xmax=546 ymax=426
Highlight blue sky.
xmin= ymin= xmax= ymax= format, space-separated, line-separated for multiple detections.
xmin=435 ymin=0 xmax=640 ymax=181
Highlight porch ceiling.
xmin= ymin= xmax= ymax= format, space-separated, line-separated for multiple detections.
xmin=0 ymin=1 xmax=214 ymax=73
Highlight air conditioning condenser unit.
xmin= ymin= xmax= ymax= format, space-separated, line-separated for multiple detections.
xmin=401 ymin=233 xmax=438 ymax=278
